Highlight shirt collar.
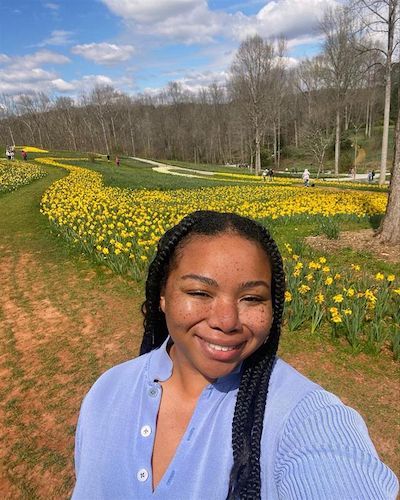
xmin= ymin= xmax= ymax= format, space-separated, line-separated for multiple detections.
xmin=146 ymin=336 xmax=243 ymax=388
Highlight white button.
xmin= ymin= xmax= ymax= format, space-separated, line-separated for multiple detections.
xmin=137 ymin=468 xmax=149 ymax=482
xmin=148 ymin=387 xmax=158 ymax=398
xmin=141 ymin=425 xmax=152 ymax=437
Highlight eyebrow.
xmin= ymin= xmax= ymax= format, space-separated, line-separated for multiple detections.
xmin=180 ymin=274 xmax=270 ymax=290
xmin=181 ymin=274 xmax=217 ymax=286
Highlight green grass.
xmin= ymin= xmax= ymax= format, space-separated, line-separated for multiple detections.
xmin=0 ymin=150 xmax=398 ymax=496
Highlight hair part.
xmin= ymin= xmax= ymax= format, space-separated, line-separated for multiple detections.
xmin=140 ymin=210 xmax=286 ymax=499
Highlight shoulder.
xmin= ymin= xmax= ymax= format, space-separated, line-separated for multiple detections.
xmin=80 ymin=352 xmax=150 ymax=409
xmin=270 ymin=361 xmax=399 ymax=499
xmin=267 ymin=358 xmax=321 ymax=416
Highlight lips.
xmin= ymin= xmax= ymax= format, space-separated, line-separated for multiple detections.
xmin=196 ymin=335 xmax=245 ymax=362
xmin=205 ymin=341 xmax=241 ymax=352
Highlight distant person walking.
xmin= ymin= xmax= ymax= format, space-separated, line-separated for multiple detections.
xmin=21 ymin=150 xmax=27 ymax=161
xmin=262 ymin=169 xmax=268 ymax=182
xmin=115 ymin=156 xmax=120 ymax=167
xmin=268 ymin=168 xmax=274 ymax=181
xmin=302 ymin=168 xmax=310 ymax=187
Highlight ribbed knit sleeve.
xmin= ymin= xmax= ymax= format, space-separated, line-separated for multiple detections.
xmin=274 ymin=390 xmax=399 ymax=499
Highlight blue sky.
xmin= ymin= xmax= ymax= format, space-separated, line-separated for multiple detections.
xmin=0 ymin=0 xmax=336 ymax=98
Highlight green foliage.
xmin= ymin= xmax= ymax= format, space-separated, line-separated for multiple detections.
xmin=317 ymin=216 xmax=340 ymax=240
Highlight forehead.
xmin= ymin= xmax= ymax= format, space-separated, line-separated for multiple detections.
xmin=170 ymin=232 xmax=271 ymax=276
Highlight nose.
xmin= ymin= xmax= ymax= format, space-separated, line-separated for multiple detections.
xmin=208 ymin=299 xmax=241 ymax=333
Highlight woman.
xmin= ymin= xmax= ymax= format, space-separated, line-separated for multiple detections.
xmin=72 ymin=211 xmax=398 ymax=499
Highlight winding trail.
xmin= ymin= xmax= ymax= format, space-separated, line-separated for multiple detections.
xmin=131 ymin=157 xmax=386 ymax=184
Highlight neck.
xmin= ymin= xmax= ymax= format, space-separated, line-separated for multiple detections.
xmin=168 ymin=344 xmax=214 ymax=399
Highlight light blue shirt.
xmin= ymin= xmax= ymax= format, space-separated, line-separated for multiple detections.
xmin=72 ymin=339 xmax=398 ymax=499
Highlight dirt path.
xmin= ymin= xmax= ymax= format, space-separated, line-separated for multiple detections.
xmin=0 ymin=172 xmax=143 ymax=498
xmin=0 ymin=243 xmax=143 ymax=498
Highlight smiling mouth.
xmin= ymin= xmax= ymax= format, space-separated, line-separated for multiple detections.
xmin=202 ymin=339 xmax=244 ymax=352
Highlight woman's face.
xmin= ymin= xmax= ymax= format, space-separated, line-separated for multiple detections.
xmin=160 ymin=232 xmax=273 ymax=382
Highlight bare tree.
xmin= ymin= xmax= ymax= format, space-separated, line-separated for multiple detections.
xmin=352 ymin=0 xmax=400 ymax=184
xmin=320 ymin=6 xmax=362 ymax=174
xmin=301 ymin=124 xmax=332 ymax=176
xmin=229 ymin=35 xmax=276 ymax=174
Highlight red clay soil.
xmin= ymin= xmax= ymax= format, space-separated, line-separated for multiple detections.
xmin=0 ymin=244 xmax=142 ymax=498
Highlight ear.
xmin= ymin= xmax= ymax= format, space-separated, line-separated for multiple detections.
xmin=160 ymin=290 xmax=166 ymax=313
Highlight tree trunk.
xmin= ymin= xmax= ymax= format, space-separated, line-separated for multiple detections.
xmin=380 ymin=64 xmax=391 ymax=185
xmin=335 ymin=108 xmax=340 ymax=175
xmin=365 ymin=99 xmax=370 ymax=137
xmin=8 ymin=126 xmax=15 ymax=145
xmin=255 ymin=116 xmax=261 ymax=175
xmin=376 ymin=86 xmax=400 ymax=244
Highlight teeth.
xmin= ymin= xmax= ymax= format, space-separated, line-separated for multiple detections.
xmin=206 ymin=342 xmax=238 ymax=352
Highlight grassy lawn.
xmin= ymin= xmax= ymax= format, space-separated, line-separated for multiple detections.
xmin=0 ymin=153 xmax=398 ymax=497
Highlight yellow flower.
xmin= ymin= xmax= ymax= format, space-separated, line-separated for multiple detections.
xmin=387 ymin=274 xmax=395 ymax=282
xmin=344 ymin=308 xmax=352 ymax=315
xmin=333 ymin=294 xmax=344 ymax=303
xmin=347 ymin=288 xmax=355 ymax=297
xmin=375 ymin=272 xmax=384 ymax=280
xmin=393 ymin=288 xmax=400 ymax=295
xmin=114 ymin=248 xmax=121 ymax=255
xmin=292 ymin=254 xmax=299 ymax=261
xmin=298 ymin=284 xmax=311 ymax=294
xmin=315 ymin=293 xmax=324 ymax=304
xmin=334 ymin=273 xmax=341 ymax=280
xmin=351 ymin=264 xmax=361 ymax=271
xmin=285 ymin=291 xmax=292 ymax=302
xmin=305 ymin=273 xmax=314 ymax=281
xmin=364 ymin=289 xmax=377 ymax=302
xmin=294 ymin=262 xmax=304 ymax=271
xmin=102 ymin=247 xmax=109 ymax=255
xmin=293 ymin=269 xmax=301 ymax=278
xmin=140 ymin=255 xmax=148 ymax=261
xmin=319 ymin=257 xmax=327 ymax=264
xmin=325 ymin=276 xmax=333 ymax=286
xmin=329 ymin=307 xmax=339 ymax=314
xmin=331 ymin=315 xmax=342 ymax=323
xmin=322 ymin=266 xmax=330 ymax=273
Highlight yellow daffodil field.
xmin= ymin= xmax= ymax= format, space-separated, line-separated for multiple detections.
xmin=35 ymin=156 xmax=399 ymax=357
xmin=284 ymin=246 xmax=399 ymax=358
xmin=0 ymin=159 xmax=47 ymax=193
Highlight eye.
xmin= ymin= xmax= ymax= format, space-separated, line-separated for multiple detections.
xmin=186 ymin=290 xmax=211 ymax=298
xmin=241 ymin=295 xmax=265 ymax=303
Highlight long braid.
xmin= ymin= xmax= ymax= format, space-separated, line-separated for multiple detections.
xmin=227 ymin=232 xmax=285 ymax=499
xmin=140 ymin=215 xmax=197 ymax=354
xmin=140 ymin=211 xmax=286 ymax=499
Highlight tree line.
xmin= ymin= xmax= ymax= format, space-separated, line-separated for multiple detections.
xmin=0 ymin=1 xmax=398 ymax=184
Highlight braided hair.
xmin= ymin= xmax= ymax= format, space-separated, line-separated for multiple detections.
xmin=140 ymin=211 xmax=286 ymax=499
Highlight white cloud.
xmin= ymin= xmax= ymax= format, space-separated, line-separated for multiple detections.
xmin=71 ymin=43 xmax=135 ymax=64
xmin=0 ymin=54 xmax=11 ymax=64
xmin=101 ymin=0 xmax=199 ymax=23
xmin=44 ymin=2 xmax=60 ymax=10
xmin=39 ymin=30 xmax=74 ymax=46
xmin=255 ymin=0 xmax=336 ymax=39
xmin=101 ymin=0 xmax=338 ymax=47
xmin=18 ymin=50 xmax=70 ymax=69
